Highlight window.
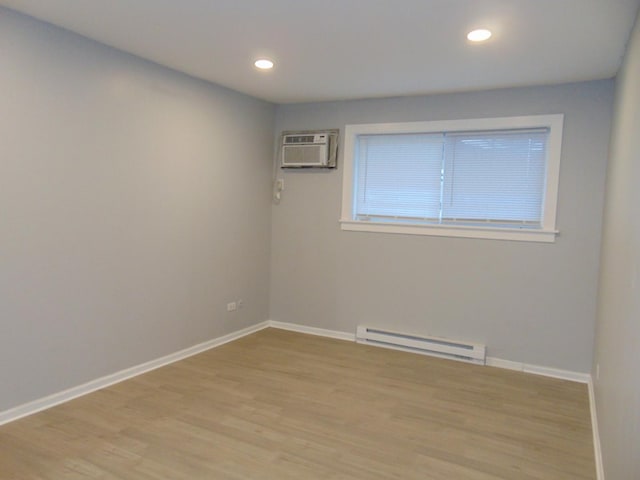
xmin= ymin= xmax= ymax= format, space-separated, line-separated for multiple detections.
xmin=340 ymin=115 xmax=563 ymax=242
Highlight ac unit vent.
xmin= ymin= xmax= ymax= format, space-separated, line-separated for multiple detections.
xmin=285 ymin=135 xmax=315 ymax=144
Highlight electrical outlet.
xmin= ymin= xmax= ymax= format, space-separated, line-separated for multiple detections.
xmin=227 ymin=302 xmax=237 ymax=312
xmin=237 ymin=299 xmax=243 ymax=309
xmin=273 ymin=179 xmax=284 ymax=203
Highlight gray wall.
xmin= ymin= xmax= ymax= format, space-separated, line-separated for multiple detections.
xmin=0 ymin=8 xmax=274 ymax=411
xmin=593 ymin=11 xmax=640 ymax=480
xmin=271 ymin=81 xmax=613 ymax=373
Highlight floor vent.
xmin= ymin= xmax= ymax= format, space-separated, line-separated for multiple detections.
xmin=356 ymin=326 xmax=486 ymax=365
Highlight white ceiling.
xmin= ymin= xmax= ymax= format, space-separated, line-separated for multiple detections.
xmin=1 ymin=0 xmax=639 ymax=104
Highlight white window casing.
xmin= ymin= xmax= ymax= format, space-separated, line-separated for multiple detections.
xmin=340 ymin=115 xmax=564 ymax=242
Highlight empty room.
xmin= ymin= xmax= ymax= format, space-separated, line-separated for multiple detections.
xmin=1 ymin=1 xmax=639 ymax=479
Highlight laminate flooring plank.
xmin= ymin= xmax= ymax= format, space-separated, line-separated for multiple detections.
xmin=0 ymin=328 xmax=596 ymax=479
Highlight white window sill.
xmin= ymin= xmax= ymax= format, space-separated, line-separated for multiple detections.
xmin=339 ymin=220 xmax=558 ymax=243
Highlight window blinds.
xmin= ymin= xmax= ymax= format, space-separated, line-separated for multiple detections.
xmin=354 ymin=128 xmax=549 ymax=228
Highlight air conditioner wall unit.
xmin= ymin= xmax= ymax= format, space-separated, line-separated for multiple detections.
xmin=281 ymin=131 xmax=337 ymax=168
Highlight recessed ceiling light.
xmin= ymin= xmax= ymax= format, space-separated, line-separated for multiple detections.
xmin=254 ymin=59 xmax=274 ymax=70
xmin=467 ymin=29 xmax=492 ymax=42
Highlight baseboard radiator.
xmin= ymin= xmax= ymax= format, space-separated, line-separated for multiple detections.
xmin=356 ymin=326 xmax=486 ymax=365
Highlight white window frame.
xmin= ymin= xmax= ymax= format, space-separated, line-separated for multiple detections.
xmin=340 ymin=115 xmax=563 ymax=243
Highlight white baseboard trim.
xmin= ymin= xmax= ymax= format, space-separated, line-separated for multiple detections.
xmin=0 ymin=321 xmax=270 ymax=426
xmin=486 ymin=356 xmax=590 ymax=383
xmin=267 ymin=323 xmax=591 ymax=384
xmin=484 ymin=357 xmax=523 ymax=371
xmin=588 ymin=377 xmax=605 ymax=480
xmin=267 ymin=320 xmax=356 ymax=341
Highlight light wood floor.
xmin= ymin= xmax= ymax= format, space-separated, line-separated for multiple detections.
xmin=0 ymin=328 xmax=596 ymax=479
